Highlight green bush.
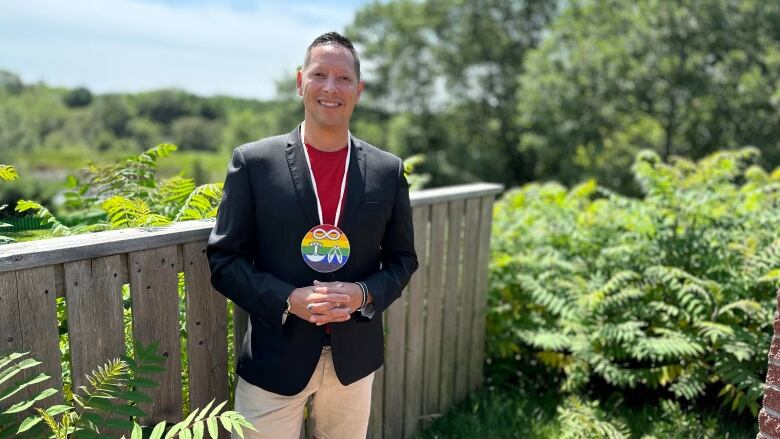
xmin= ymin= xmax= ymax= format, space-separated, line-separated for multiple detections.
xmin=0 ymin=342 xmax=252 ymax=438
xmin=487 ymin=148 xmax=780 ymax=417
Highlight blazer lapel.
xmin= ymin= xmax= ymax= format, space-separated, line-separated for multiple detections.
xmin=285 ymin=126 xmax=319 ymax=228
xmin=339 ymin=134 xmax=366 ymax=233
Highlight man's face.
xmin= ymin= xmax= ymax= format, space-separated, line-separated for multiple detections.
xmin=297 ymin=44 xmax=364 ymax=133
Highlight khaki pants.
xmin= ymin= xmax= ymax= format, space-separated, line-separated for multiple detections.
xmin=234 ymin=347 xmax=374 ymax=439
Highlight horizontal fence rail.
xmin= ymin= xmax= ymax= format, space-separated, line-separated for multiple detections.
xmin=0 ymin=182 xmax=503 ymax=439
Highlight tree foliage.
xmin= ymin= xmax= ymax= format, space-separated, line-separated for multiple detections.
xmin=487 ymin=148 xmax=779 ymax=417
xmin=517 ymin=0 xmax=780 ymax=190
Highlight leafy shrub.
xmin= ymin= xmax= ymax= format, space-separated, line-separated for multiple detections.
xmin=0 ymin=342 xmax=252 ymax=438
xmin=9 ymin=144 xmax=222 ymax=236
xmin=487 ymin=148 xmax=780 ymax=417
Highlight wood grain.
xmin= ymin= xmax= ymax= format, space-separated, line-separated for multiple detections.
xmin=129 ymin=246 xmax=183 ymax=424
xmin=183 ymin=241 xmax=229 ymax=411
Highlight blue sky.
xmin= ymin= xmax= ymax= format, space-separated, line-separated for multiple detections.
xmin=0 ymin=0 xmax=372 ymax=99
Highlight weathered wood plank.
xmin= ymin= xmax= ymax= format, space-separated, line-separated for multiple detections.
xmin=15 ymin=266 xmax=63 ymax=405
xmin=0 ymin=272 xmax=21 ymax=354
xmin=403 ymin=206 xmax=429 ymax=438
xmin=183 ymin=242 xmax=229 ymax=412
xmin=0 ymin=220 xmax=214 ymax=273
xmin=438 ymin=199 xmax=464 ymax=412
xmin=64 ymin=256 xmax=126 ymax=390
xmin=0 ymin=271 xmax=25 ymax=410
xmin=368 ymin=364 xmax=384 ymax=439
xmin=454 ymin=197 xmax=481 ymax=402
xmin=129 ymin=246 xmax=183 ymax=423
xmin=383 ymin=287 xmax=407 ymax=438
xmin=422 ymin=202 xmax=447 ymax=422
xmin=410 ymin=183 xmax=503 ymax=207
xmin=469 ymin=196 xmax=495 ymax=391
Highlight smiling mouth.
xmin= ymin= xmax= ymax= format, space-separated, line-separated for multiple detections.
xmin=318 ymin=99 xmax=342 ymax=108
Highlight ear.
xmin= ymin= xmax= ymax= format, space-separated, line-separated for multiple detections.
xmin=356 ymin=79 xmax=365 ymax=103
xmin=296 ymin=70 xmax=303 ymax=97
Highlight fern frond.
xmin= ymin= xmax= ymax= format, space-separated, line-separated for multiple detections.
xmin=599 ymin=271 xmax=641 ymax=296
xmin=517 ymin=330 xmax=572 ymax=351
xmin=597 ymin=287 xmax=646 ymax=312
xmin=631 ymin=329 xmax=704 ymax=362
xmin=715 ymin=359 xmax=763 ymax=416
xmin=79 ymin=359 xmax=128 ymax=400
xmin=173 ymin=183 xmax=223 ymax=222
xmin=716 ymin=299 xmax=762 ymax=319
xmin=595 ymin=320 xmax=646 ymax=345
xmin=102 ymin=196 xmax=171 ymax=229
xmin=677 ymin=282 xmax=713 ymax=318
xmin=143 ymin=143 xmax=177 ymax=160
xmin=14 ymin=200 xmax=72 ymax=236
xmin=669 ymin=364 xmax=707 ymax=400
xmin=518 ymin=274 xmax=575 ymax=319
xmin=0 ymin=165 xmax=18 ymax=181
xmin=159 ymin=176 xmax=196 ymax=204
xmin=693 ymin=321 xmax=735 ymax=343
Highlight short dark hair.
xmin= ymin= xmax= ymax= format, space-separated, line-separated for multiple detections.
xmin=303 ymin=32 xmax=361 ymax=80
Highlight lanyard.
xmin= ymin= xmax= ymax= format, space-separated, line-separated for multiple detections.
xmin=300 ymin=122 xmax=351 ymax=227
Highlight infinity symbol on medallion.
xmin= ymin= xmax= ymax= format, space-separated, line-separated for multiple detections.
xmin=312 ymin=228 xmax=341 ymax=240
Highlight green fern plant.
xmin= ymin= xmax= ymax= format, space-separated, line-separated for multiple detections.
xmin=0 ymin=352 xmax=61 ymax=438
xmin=487 ymin=148 xmax=779 ymax=418
xmin=173 ymin=183 xmax=223 ymax=222
xmin=1 ymin=341 xmax=251 ymax=438
xmin=11 ymin=144 xmax=224 ymax=235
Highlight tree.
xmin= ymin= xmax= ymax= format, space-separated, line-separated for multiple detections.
xmin=347 ymin=0 xmax=557 ymax=186
xmin=517 ymin=0 xmax=780 ymax=190
xmin=63 ymin=87 xmax=93 ymax=108
xmin=0 ymin=70 xmax=23 ymax=95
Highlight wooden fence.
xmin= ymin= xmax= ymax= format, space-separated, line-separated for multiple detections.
xmin=0 ymin=182 xmax=502 ymax=439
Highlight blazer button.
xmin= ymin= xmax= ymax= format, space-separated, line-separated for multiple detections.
xmin=326 ymin=273 xmax=335 ymax=281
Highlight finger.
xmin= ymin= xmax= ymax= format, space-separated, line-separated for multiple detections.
xmin=304 ymin=292 xmax=333 ymax=303
xmin=307 ymin=302 xmax=340 ymax=314
xmin=312 ymin=312 xmax=352 ymax=325
xmin=305 ymin=293 xmax=350 ymax=304
xmin=309 ymin=307 xmax=352 ymax=323
xmin=316 ymin=315 xmax=351 ymax=325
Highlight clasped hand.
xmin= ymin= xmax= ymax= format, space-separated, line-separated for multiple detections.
xmin=288 ymin=280 xmax=363 ymax=325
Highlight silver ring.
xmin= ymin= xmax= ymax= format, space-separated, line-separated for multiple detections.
xmin=307 ymin=304 xmax=313 ymax=312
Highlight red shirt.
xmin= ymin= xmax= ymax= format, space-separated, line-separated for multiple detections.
xmin=305 ymin=143 xmax=348 ymax=226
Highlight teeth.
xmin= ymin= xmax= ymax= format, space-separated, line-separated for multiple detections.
xmin=318 ymin=100 xmax=340 ymax=107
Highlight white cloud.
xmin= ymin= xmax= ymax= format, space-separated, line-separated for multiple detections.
xmin=0 ymin=0 xmax=360 ymax=98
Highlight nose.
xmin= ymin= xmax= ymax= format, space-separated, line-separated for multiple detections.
xmin=323 ymin=75 xmax=336 ymax=92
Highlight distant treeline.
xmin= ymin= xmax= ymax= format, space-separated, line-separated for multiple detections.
xmin=2 ymin=0 xmax=780 ymax=196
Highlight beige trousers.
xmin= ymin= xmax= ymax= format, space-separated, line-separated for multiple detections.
xmin=234 ymin=347 xmax=374 ymax=439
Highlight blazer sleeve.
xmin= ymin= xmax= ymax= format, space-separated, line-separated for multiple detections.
xmin=361 ymin=158 xmax=419 ymax=316
xmin=207 ymin=147 xmax=296 ymax=330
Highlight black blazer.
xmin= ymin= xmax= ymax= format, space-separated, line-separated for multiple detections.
xmin=207 ymin=126 xmax=418 ymax=396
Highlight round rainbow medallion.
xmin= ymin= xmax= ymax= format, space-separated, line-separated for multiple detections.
xmin=300 ymin=224 xmax=350 ymax=273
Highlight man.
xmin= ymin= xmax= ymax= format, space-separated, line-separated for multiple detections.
xmin=207 ymin=32 xmax=418 ymax=439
